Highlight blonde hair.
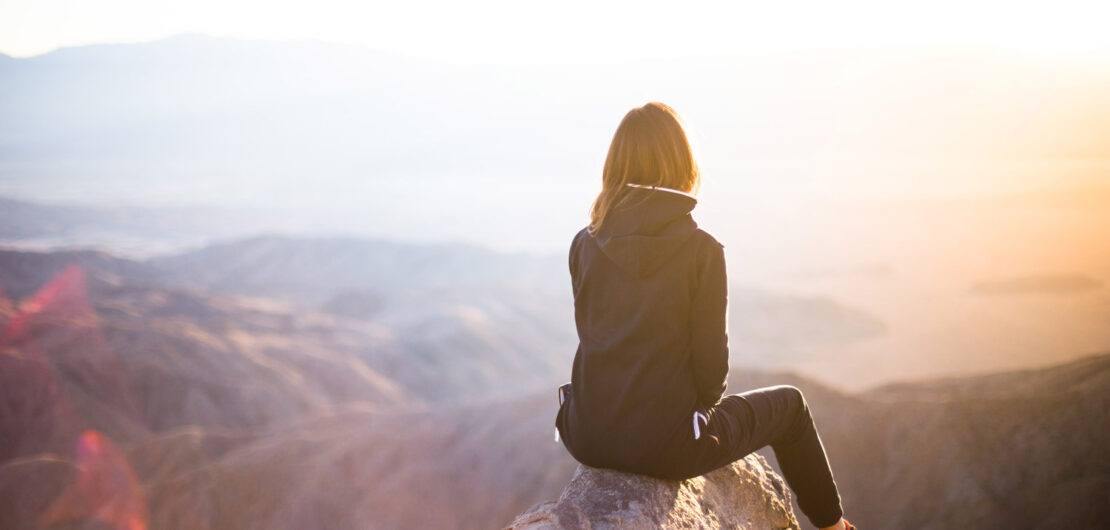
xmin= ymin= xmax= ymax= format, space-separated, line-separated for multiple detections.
xmin=587 ymin=102 xmax=701 ymax=236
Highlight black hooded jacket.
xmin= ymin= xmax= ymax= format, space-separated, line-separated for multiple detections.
xmin=556 ymin=185 xmax=729 ymax=476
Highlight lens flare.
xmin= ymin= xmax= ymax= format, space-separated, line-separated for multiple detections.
xmin=1 ymin=264 xmax=91 ymax=350
xmin=1 ymin=263 xmax=138 ymax=418
xmin=0 ymin=265 xmax=147 ymax=527
xmin=40 ymin=430 xmax=148 ymax=530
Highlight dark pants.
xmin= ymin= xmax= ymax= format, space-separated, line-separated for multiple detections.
xmin=657 ymin=385 xmax=844 ymax=528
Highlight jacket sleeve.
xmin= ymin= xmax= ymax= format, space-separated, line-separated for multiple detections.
xmin=689 ymin=239 xmax=729 ymax=408
xmin=568 ymin=229 xmax=584 ymax=295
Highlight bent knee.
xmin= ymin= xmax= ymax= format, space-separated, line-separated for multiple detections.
xmin=777 ymin=385 xmax=809 ymax=411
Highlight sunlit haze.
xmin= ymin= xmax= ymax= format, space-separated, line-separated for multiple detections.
xmin=2 ymin=2 xmax=1110 ymax=529
xmin=4 ymin=0 xmax=1110 ymax=61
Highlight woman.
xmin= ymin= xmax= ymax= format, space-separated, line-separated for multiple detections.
xmin=554 ymin=102 xmax=854 ymax=530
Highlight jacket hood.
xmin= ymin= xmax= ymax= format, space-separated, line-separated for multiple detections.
xmin=595 ymin=186 xmax=698 ymax=278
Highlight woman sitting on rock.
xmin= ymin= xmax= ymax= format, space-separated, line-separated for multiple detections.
xmin=555 ymin=102 xmax=854 ymax=530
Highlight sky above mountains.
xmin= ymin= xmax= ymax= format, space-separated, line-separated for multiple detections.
xmin=1 ymin=34 xmax=1108 ymax=254
xmin=3 ymin=0 xmax=1110 ymax=61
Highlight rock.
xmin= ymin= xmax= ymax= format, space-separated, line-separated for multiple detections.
xmin=505 ymin=453 xmax=800 ymax=529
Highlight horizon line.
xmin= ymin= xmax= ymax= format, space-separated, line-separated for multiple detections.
xmin=4 ymin=32 xmax=1110 ymax=65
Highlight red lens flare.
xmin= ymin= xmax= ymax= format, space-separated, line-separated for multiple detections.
xmin=0 ymin=263 xmax=138 ymax=420
xmin=1 ymin=264 xmax=91 ymax=349
xmin=0 ymin=266 xmax=148 ymax=528
xmin=40 ymin=430 xmax=149 ymax=530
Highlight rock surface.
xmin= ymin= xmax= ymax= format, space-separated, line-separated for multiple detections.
xmin=505 ymin=454 xmax=800 ymax=530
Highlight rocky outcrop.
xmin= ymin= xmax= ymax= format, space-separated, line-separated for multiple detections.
xmin=505 ymin=454 xmax=799 ymax=530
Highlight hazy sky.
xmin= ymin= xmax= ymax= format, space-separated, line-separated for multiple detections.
xmin=2 ymin=0 xmax=1110 ymax=61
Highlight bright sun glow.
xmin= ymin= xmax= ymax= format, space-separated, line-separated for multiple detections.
xmin=2 ymin=0 xmax=1110 ymax=61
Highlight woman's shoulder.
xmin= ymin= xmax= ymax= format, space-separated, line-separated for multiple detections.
xmin=570 ymin=226 xmax=591 ymax=251
xmin=572 ymin=226 xmax=590 ymax=242
xmin=692 ymin=227 xmax=725 ymax=251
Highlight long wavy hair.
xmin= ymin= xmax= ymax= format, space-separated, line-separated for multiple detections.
xmin=587 ymin=102 xmax=701 ymax=236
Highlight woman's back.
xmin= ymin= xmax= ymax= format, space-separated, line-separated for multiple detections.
xmin=555 ymin=101 xmax=851 ymax=530
xmin=556 ymin=185 xmax=729 ymax=477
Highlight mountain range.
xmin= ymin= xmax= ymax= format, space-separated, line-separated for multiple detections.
xmin=1 ymin=238 xmax=1108 ymax=528
xmin=3 ymin=34 xmax=1109 ymax=212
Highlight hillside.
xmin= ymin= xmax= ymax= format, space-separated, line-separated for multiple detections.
xmin=0 ymin=243 xmax=578 ymax=406
xmin=1 ymin=242 xmax=1108 ymax=528
xmin=731 ymin=355 xmax=1110 ymax=529
xmin=0 ymin=392 xmax=578 ymax=530
xmin=0 ymin=245 xmax=581 ymax=528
